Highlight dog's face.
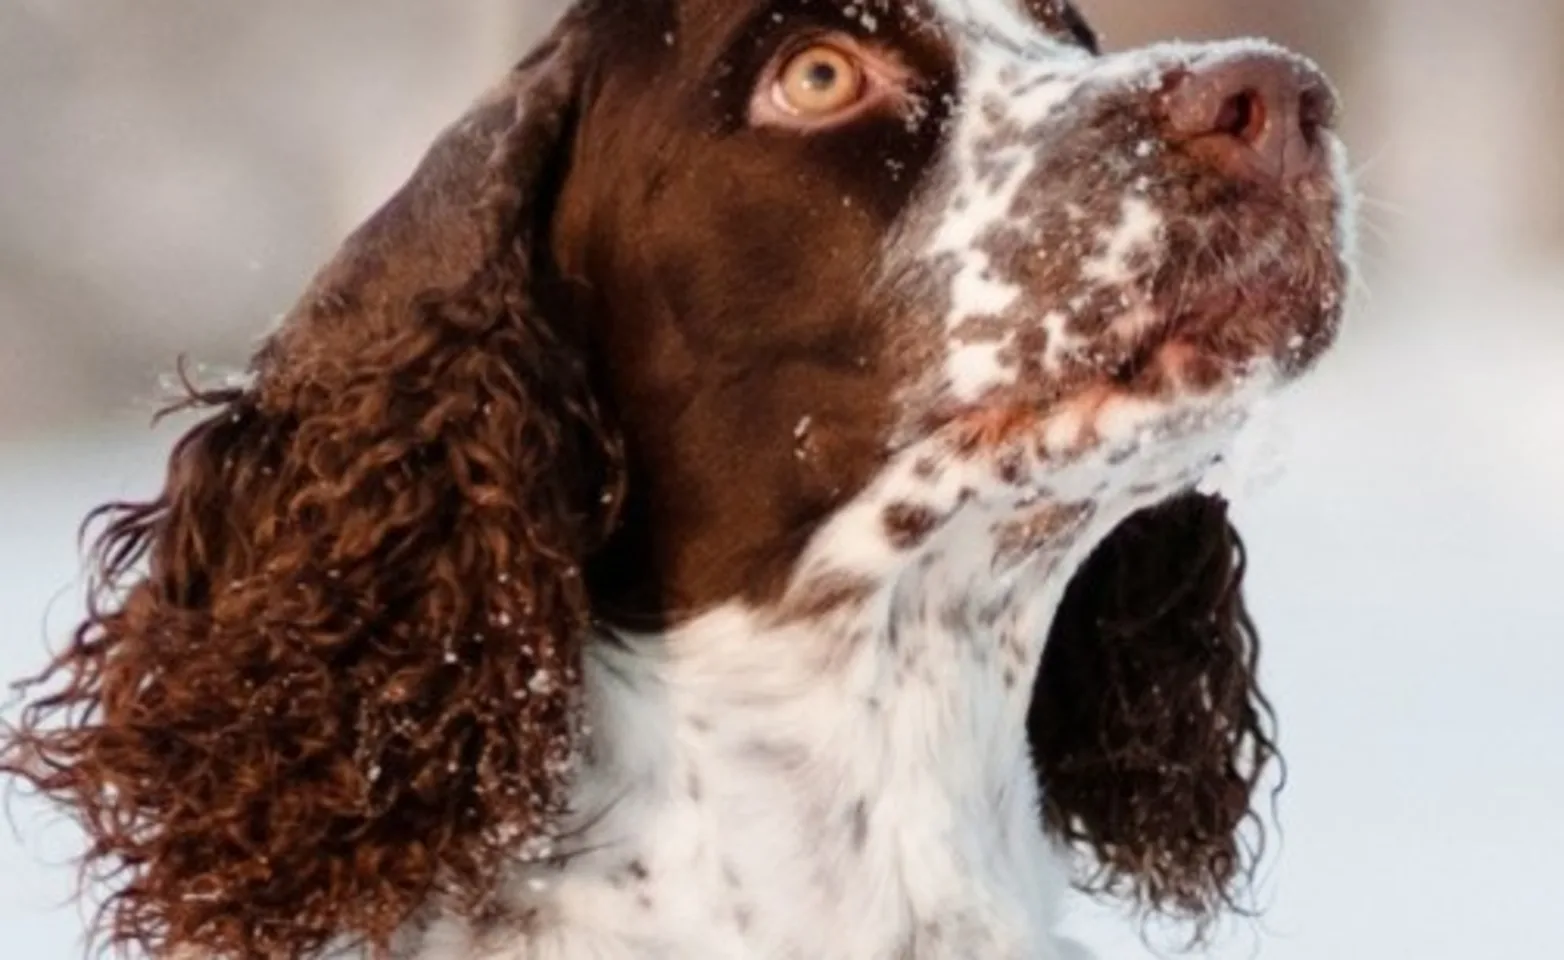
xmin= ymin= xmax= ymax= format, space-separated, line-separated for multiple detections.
xmin=1 ymin=2 xmax=1353 ymax=957
xmin=560 ymin=0 xmax=1350 ymax=620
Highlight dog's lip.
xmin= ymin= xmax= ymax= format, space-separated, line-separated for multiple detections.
xmin=912 ymin=248 xmax=1343 ymax=457
xmin=1107 ymin=248 xmax=1339 ymax=373
xmin=928 ymin=345 xmax=1176 ymax=453
xmin=927 ymin=306 xmax=1277 ymax=454
xmin=1103 ymin=322 xmax=1174 ymax=385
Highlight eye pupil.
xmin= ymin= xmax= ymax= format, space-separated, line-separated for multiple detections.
xmin=805 ymin=61 xmax=839 ymax=90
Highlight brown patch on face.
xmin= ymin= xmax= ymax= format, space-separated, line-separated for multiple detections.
xmin=949 ymin=312 xmax=1012 ymax=345
xmin=882 ymin=501 xmax=943 ymax=551
xmin=556 ymin=0 xmax=962 ymax=628
xmin=993 ymin=447 xmax=1027 ymax=486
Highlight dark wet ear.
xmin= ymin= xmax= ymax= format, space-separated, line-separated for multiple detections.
xmin=1027 ymin=493 xmax=1278 ymax=935
xmin=1 ymin=9 xmax=622 ymax=959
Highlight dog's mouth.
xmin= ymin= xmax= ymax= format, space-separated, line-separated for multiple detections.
xmin=1095 ymin=308 xmax=1227 ymax=395
xmin=1104 ymin=333 xmax=1169 ymax=387
xmin=1101 ymin=237 xmax=1346 ymax=393
xmin=929 ymin=247 xmax=1344 ymax=460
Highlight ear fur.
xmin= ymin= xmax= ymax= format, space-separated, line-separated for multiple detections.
xmin=1 ymin=10 xmax=622 ymax=958
xmin=1028 ymin=492 xmax=1279 ymax=936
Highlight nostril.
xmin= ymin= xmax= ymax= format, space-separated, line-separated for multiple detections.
xmin=1160 ymin=54 xmax=1336 ymax=184
xmin=1212 ymin=88 xmax=1266 ymax=144
xmin=1297 ymin=84 xmax=1332 ymax=147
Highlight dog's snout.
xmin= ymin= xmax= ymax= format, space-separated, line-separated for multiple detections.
xmin=1161 ymin=53 xmax=1336 ymax=184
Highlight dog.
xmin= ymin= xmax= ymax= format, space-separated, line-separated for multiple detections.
xmin=2 ymin=1 xmax=1354 ymax=957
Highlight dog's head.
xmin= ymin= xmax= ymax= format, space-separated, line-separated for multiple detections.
xmin=2 ymin=1 xmax=1352 ymax=956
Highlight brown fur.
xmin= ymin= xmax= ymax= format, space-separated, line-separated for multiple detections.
xmin=2 ymin=17 xmax=625 ymax=959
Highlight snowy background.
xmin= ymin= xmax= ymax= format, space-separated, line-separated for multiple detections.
xmin=3 ymin=1 xmax=1561 ymax=957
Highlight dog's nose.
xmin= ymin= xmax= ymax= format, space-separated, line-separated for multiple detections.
xmin=1161 ymin=53 xmax=1336 ymax=184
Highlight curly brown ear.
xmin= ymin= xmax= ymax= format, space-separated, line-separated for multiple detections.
xmin=1028 ymin=492 xmax=1279 ymax=937
xmin=1 ymin=11 xmax=621 ymax=959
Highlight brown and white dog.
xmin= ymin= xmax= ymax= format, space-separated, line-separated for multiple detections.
xmin=2 ymin=1 xmax=1354 ymax=957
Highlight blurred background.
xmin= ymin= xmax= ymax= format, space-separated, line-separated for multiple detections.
xmin=2 ymin=1 xmax=1561 ymax=957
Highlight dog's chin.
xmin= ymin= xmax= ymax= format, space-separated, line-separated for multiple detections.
xmin=1103 ymin=264 xmax=1344 ymax=393
xmin=920 ymin=237 xmax=1346 ymax=470
xmin=938 ymin=305 xmax=1320 ymax=466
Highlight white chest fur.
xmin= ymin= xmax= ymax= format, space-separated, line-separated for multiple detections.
xmin=413 ymin=402 xmax=1243 ymax=960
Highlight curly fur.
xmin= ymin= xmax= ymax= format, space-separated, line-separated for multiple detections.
xmin=1032 ymin=493 xmax=1279 ymax=936
xmin=2 ymin=21 xmax=625 ymax=958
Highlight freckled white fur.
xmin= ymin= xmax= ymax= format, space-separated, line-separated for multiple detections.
xmin=413 ymin=368 xmax=1266 ymax=960
xmin=927 ymin=18 xmax=1083 ymax=402
xmin=921 ymin=31 xmax=1344 ymax=406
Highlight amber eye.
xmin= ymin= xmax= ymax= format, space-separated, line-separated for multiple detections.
xmin=773 ymin=44 xmax=866 ymax=117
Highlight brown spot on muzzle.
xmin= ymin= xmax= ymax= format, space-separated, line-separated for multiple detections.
xmin=882 ymin=501 xmax=943 ymax=551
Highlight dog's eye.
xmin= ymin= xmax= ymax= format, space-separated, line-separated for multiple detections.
xmin=750 ymin=36 xmax=909 ymax=130
xmin=773 ymin=44 xmax=866 ymax=117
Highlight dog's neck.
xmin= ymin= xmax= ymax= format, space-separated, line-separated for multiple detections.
xmin=421 ymin=423 xmax=1238 ymax=959
xmin=554 ymin=524 xmax=1096 ymax=958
